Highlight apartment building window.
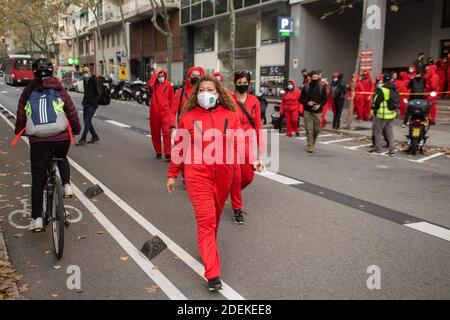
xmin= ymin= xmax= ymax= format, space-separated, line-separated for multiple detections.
xmin=117 ymin=32 xmax=121 ymax=46
xmin=261 ymin=9 xmax=287 ymax=45
xmin=218 ymin=15 xmax=256 ymax=51
xmin=245 ymin=0 xmax=260 ymax=6
xmin=233 ymin=0 xmax=243 ymax=10
xmin=192 ymin=3 xmax=201 ymax=21
xmin=202 ymin=1 xmax=213 ymax=19
xmin=97 ymin=2 xmax=103 ymax=18
xmin=216 ymin=0 xmax=227 ymax=15
xmin=444 ymin=0 xmax=450 ymax=28
xmin=181 ymin=6 xmax=190 ymax=24
xmin=194 ymin=24 xmax=214 ymax=53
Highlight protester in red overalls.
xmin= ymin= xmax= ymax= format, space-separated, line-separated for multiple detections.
xmin=424 ymin=64 xmax=440 ymax=125
xmin=230 ymin=70 xmax=264 ymax=225
xmin=354 ymin=70 xmax=373 ymax=121
xmin=280 ymin=80 xmax=302 ymax=137
xmin=171 ymin=66 xmax=206 ymax=125
xmin=166 ymin=76 xmax=264 ymax=291
xmin=396 ymin=71 xmax=410 ymax=119
xmin=320 ymin=78 xmax=333 ymax=129
xmin=436 ymin=59 xmax=448 ymax=98
xmin=147 ymin=67 xmax=174 ymax=161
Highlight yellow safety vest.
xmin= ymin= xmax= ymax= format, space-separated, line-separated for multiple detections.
xmin=373 ymin=87 xmax=397 ymax=120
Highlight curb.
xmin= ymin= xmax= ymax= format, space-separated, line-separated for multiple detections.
xmin=0 ymin=225 xmax=20 ymax=298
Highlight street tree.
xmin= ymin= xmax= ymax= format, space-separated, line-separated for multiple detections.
xmin=111 ymin=0 xmax=129 ymax=68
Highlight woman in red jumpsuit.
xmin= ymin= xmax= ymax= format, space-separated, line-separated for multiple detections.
xmin=280 ymin=80 xmax=302 ymax=136
xmin=424 ymin=64 xmax=440 ymax=125
xmin=355 ymin=70 xmax=374 ymax=121
xmin=436 ymin=59 xmax=448 ymax=98
xmin=147 ymin=67 xmax=174 ymax=161
xmin=166 ymin=76 xmax=264 ymax=291
xmin=320 ymin=78 xmax=333 ymax=129
xmin=395 ymin=72 xmax=410 ymax=119
xmin=230 ymin=70 xmax=264 ymax=225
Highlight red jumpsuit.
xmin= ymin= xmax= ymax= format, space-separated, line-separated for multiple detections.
xmin=171 ymin=66 xmax=206 ymax=125
xmin=320 ymin=81 xmax=333 ymax=129
xmin=280 ymin=80 xmax=302 ymax=136
xmin=395 ymin=72 xmax=410 ymax=119
xmin=147 ymin=70 xmax=174 ymax=157
xmin=168 ymin=105 xmax=241 ymax=280
xmin=436 ymin=60 xmax=448 ymax=98
xmin=425 ymin=65 xmax=440 ymax=123
xmin=354 ymin=71 xmax=373 ymax=121
xmin=230 ymin=93 xmax=263 ymax=211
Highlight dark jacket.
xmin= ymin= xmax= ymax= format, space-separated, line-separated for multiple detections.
xmin=408 ymin=76 xmax=426 ymax=100
xmin=412 ymin=58 xmax=425 ymax=75
xmin=82 ymin=75 xmax=100 ymax=106
xmin=300 ymin=81 xmax=328 ymax=113
xmin=15 ymin=77 xmax=81 ymax=144
xmin=331 ymin=80 xmax=347 ymax=100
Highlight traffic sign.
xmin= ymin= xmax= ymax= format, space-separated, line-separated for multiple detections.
xmin=278 ymin=16 xmax=292 ymax=37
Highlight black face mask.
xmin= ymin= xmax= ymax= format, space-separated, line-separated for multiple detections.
xmin=310 ymin=79 xmax=319 ymax=85
xmin=190 ymin=77 xmax=200 ymax=86
xmin=236 ymin=84 xmax=249 ymax=94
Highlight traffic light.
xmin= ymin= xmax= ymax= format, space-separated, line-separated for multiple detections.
xmin=68 ymin=57 xmax=79 ymax=66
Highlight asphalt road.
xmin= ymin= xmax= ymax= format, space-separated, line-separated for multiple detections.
xmin=0 ymin=80 xmax=449 ymax=300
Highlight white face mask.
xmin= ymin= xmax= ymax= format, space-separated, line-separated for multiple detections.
xmin=287 ymin=84 xmax=294 ymax=90
xmin=408 ymin=68 xmax=414 ymax=73
xmin=197 ymin=92 xmax=218 ymax=110
xmin=158 ymin=76 xmax=165 ymax=83
xmin=83 ymin=73 xmax=90 ymax=79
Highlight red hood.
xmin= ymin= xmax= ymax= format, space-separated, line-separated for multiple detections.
xmin=186 ymin=66 xmax=205 ymax=88
xmin=409 ymin=64 xmax=417 ymax=74
xmin=42 ymin=77 xmax=64 ymax=90
xmin=213 ymin=71 xmax=224 ymax=84
xmin=399 ymin=71 xmax=409 ymax=80
xmin=287 ymin=79 xmax=297 ymax=89
xmin=427 ymin=64 xmax=437 ymax=75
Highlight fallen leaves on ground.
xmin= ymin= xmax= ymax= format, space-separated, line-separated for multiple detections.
xmin=53 ymin=266 xmax=61 ymax=270
xmin=152 ymin=265 xmax=159 ymax=271
xmin=172 ymin=256 xmax=181 ymax=262
xmin=0 ymin=173 xmax=9 ymax=177
xmin=96 ymin=230 xmax=104 ymax=235
xmin=13 ymin=233 xmax=23 ymax=238
xmin=45 ymin=250 xmax=51 ymax=255
xmin=0 ymin=257 xmax=27 ymax=300
xmin=120 ymin=256 xmax=129 ymax=262
xmin=51 ymin=293 xmax=58 ymax=298
xmin=76 ymin=289 xmax=84 ymax=294
xmin=76 ymin=235 xmax=87 ymax=241
xmin=145 ymin=285 xmax=159 ymax=294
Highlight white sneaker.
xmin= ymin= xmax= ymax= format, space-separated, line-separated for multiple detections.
xmin=64 ymin=184 xmax=73 ymax=198
xmin=29 ymin=217 xmax=43 ymax=232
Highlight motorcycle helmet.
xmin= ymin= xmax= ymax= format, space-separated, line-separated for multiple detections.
xmin=32 ymin=58 xmax=54 ymax=79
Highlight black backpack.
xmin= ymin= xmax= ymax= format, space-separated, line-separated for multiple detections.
xmin=386 ymin=87 xmax=400 ymax=111
xmin=97 ymin=77 xmax=111 ymax=106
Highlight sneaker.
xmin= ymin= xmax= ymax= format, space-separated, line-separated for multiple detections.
xmin=295 ymin=132 xmax=300 ymax=137
xmin=29 ymin=217 xmax=43 ymax=232
xmin=233 ymin=209 xmax=245 ymax=225
xmin=64 ymin=184 xmax=73 ymax=198
xmin=165 ymin=154 xmax=171 ymax=162
xmin=155 ymin=154 xmax=162 ymax=160
xmin=307 ymin=146 xmax=314 ymax=153
xmin=208 ymin=277 xmax=223 ymax=292
xmin=76 ymin=139 xmax=87 ymax=146
xmin=367 ymin=150 xmax=382 ymax=155
xmin=88 ymin=135 xmax=100 ymax=144
xmin=388 ymin=152 xmax=395 ymax=157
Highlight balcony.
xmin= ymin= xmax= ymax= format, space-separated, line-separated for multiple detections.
xmin=123 ymin=0 xmax=180 ymax=21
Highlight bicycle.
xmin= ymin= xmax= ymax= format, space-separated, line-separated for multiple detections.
xmin=41 ymin=149 xmax=70 ymax=259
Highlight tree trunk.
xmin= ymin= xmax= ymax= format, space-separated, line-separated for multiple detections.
xmin=346 ymin=0 xmax=369 ymax=129
xmin=229 ymin=0 xmax=236 ymax=74
xmin=166 ymin=34 xmax=173 ymax=81
xmin=119 ymin=5 xmax=128 ymax=60
xmin=91 ymin=4 xmax=106 ymax=76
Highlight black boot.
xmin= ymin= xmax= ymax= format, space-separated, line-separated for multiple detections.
xmin=208 ymin=277 xmax=223 ymax=291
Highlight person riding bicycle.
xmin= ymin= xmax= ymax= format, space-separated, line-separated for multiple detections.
xmin=14 ymin=58 xmax=80 ymax=232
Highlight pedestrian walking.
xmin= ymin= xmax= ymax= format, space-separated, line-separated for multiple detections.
xmin=166 ymin=75 xmax=264 ymax=291
xmin=76 ymin=67 xmax=100 ymax=146
xmin=424 ymin=64 xmax=439 ymax=125
xmin=330 ymin=72 xmax=347 ymax=129
xmin=280 ymin=80 xmax=302 ymax=137
xmin=147 ymin=67 xmax=174 ymax=160
xmin=300 ymin=71 xmax=328 ymax=153
xmin=368 ymin=73 xmax=399 ymax=157
xmin=255 ymin=91 xmax=269 ymax=125
xmin=230 ymin=70 xmax=264 ymax=224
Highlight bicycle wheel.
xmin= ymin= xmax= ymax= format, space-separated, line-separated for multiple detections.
xmin=51 ymin=175 xmax=65 ymax=259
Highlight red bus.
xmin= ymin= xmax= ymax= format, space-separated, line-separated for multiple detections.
xmin=3 ymin=55 xmax=35 ymax=85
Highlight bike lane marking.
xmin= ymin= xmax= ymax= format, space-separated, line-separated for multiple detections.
xmin=0 ymin=107 xmax=188 ymax=300
xmin=408 ymin=152 xmax=445 ymax=163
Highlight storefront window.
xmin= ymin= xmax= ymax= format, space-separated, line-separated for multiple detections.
xmin=195 ymin=24 xmax=215 ymax=53
xmin=192 ymin=3 xmax=201 ymax=21
xmin=181 ymin=7 xmax=190 ymax=24
xmin=261 ymin=9 xmax=287 ymax=45
xmin=218 ymin=15 xmax=256 ymax=51
xmin=219 ymin=53 xmax=256 ymax=89
xmin=216 ymin=0 xmax=228 ymax=14
xmin=202 ymin=0 xmax=213 ymax=19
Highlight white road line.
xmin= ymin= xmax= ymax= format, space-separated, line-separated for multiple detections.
xmin=256 ymin=170 xmax=304 ymax=185
xmin=344 ymin=144 xmax=373 ymax=150
xmin=296 ymin=133 xmax=333 ymax=141
xmin=105 ymin=120 xmax=131 ymax=128
xmin=404 ymin=222 xmax=450 ymax=242
xmin=319 ymin=138 xmax=356 ymax=145
xmin=0 ymin=109 xmax=187 ymax=300
xmin=409 ymin=152 xmax=445 ymax=163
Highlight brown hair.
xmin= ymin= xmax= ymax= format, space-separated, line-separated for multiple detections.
xmin=183 ymin=75 xmax=236 ymax=113
xmin=233 ymin=70 xmax=252 ymax=84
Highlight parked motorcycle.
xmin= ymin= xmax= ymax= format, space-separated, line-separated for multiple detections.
xmin=137 ymin=87 xmax=151 ymax=105
xmin=119 ymin=80 xmax=133 ymax=100
xmin=405 ymin=99 xmax=430 ymax=155
xmin=131 ymin=79 xmax=147 ymax=103
xmin=110 ymin=80 xmax=125 ymax=100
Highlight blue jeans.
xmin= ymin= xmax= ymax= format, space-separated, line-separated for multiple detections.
xmin=81 ymin=104 xmax=98 ymax=140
